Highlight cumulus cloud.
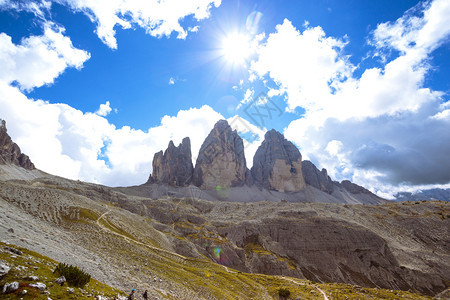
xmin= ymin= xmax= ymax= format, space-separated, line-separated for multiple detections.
xmin=251 ymin=19 xmax=353 ymax=113
xmin=0 ymin=25 xmax=90 ymax=90
xmin=56 ymin=0 xmax=222 ymax=49
xmin=372 ymin=0 xmax=450 ymax=55
xmin=95 ymin=101 xmax=113 ymax=116
xmin=250 ymin=0 xmax=450 ymax=196
xmin=0 ymin=79 xmax=226 ymax=186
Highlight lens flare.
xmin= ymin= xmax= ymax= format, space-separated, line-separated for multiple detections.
xmin=213 ymin=247 xmax=222 ymax=259
xmin=216 ymin=185 xmax=230 ymax=199
xmin=246 ymin=11 xmax=263 ymax=34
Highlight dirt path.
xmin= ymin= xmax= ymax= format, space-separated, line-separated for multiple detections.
xmin=281 ymin=276 xmax=329 ymax=300
xmin=317 ymin=287 xmax=329 ymax=300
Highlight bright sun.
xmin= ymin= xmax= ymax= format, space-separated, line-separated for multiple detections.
xmin=221 ymin=33 xmax=251 ymax=64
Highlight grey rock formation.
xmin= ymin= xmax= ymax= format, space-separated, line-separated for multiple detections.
xmin=0 ymin=119 xmax=34 ymax=170
xmin=150 ymin=137 xmax=193 ymax=186
xmin=2 ymin=281 xmax=19 ymax=294
xmin=302 ymin=160 xmax=334 ymax=194
xmin=55 ymin=276 xmax=66 ymax=286
xmin=216 ymin=216 xmax=445 ymax=294
xmin=0 ymin=262 xmax=10 ymax=278
xmin=193 ymin=120 xmax=247 ymax=189
xmin=29 ymin=282 xmax=46 ymax=291
xmin=251 ymin=129 xmax=305 ymax=192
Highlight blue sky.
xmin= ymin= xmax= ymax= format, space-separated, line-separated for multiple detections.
xmin=0 ymin=0 xmax=449 ymax=197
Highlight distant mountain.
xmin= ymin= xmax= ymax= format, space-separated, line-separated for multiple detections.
xmin=395 ymin=188 xmax=450 ymax=202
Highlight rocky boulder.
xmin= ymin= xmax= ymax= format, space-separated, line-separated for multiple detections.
xmin=0 ymin=120 xmax=35 ymax=170
xmin=302 ymin=160 xmax=334 ymax=194
xmin=55 ymin=276 xmax=66 ymax=286
xmin=251 ymin=129 xmax=305 ymax=192
xmin=193 ymin=120 xmax=247 ymax=189
xmin=29 ymin=282 xmax=46 ymax=291
xmin=150 ymin=137 xmax=193 ymax=186
xmin=0 ymin=262 xmax=10 ymax=278
xmin=2 ymin=281 xmax=19 ymax=294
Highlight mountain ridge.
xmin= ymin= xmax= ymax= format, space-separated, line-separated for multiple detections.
xmin=145 ymin=119 xmax=385 ymax=205
xmin=0 ymin=118 xmax=449 ymax=298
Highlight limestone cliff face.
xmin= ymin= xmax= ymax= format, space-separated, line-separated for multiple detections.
xmin=251 ymin=130 xmax=305 ymax=192
xmin=193 ymin=120 xmax=247 ymax=189
xmin=0 ymin=119 xmax=35 ymax=170
xmin=302 ymin=160 xmax=334 ymax=194
xmin=150 ymin=137 xmax=193 ymax=186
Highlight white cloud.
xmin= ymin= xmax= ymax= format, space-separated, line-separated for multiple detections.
xmin=57 ymin=0 xmax=222 ymax=49
xmin=249 ymin=0 xmax=450 ymax=196
xmin=372 ymin=0 xmax=450 ymax=55
xmin=0 ymin=25 xmax=90 ymax=90
xmin=250 ymin=19 xmax=353 ymax=113
xmin=95 ymin=101 xmax=113 ymax=116
xmin=0 ymin=0 xmax=52 ymax=19
xmin=189 ymin=26 xmax=200 ymax=32
xmin=236 ymin=88 xmax=254 ymax=109
xmin=168 ymin=77 xmax=175 ymax=85
xmin=0 ymin=79 xmax=225 ymax=186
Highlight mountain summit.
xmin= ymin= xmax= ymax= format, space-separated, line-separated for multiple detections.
xmin=251 ymin=129 xmax=306 ymax=192
xmin=150 ymin=137 xmax=193 ymax=186
xmin=0 ymin=119 xmax=34 ymax=170
xmin=192 ymin=120 xmax=248 ymax=189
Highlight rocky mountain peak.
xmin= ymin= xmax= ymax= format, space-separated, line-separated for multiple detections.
xmin=193 ymin=119 xmax=247 ymax=189
xmin=150 ymin=137 xmax=193 ymax=186
xmin=301 ymin=160 xmax=335 ymax=194
xmin=251 ymin=129 xmax=305 ymax=192
xmin=0 ymin=119 xmax=35 ymax=170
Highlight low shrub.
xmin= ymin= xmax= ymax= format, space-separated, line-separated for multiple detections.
xmin=54 ymin=263 xmax=91 ymax=287
xmin=278 ymin=287 xmax=291 ymax=297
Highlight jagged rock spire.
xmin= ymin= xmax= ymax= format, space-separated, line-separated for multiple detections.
xmin=150 ymin=137 xmax=193 ymax=186
xmin=0 ymin=119 xmax=35 ymax=170
xmin=251 ymin=129 xmax=305 ymax=192
xmin=193 ymin=120 xmax=247 ymax=189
